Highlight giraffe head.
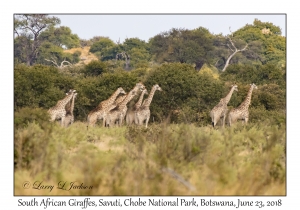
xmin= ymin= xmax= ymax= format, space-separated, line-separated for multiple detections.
xmin=130 ymin=90 xmax=137 ymax=97
xmin=118 ymin=87 xmax=126 ymax=95
xmin=250 ymin=83 xmax=258 ymax=90
xmin=135 ymin=82 xmax=146 ymax=91
xmin=142 ymin=88 xmax=149 ymax=95
xmin=231 ymin=84 xmax=238 ymax=92
xmin=154 ymin=84 xmax=162 ymax=91
xmin=66 ymin=89 xmax=76 ymax=95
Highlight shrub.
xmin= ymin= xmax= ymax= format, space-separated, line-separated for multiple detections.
xmin=14 ymin=107 xmax=50 ymax=130
xmin=83 ymin=60 xmax=108 ymax=76
xmin=144 ymin=63 xmax=224 ymax=123
xmin=14 ymin=64 xmax=75 ymax=109
xmin=220 ymin=63 xmax=285 ymax=88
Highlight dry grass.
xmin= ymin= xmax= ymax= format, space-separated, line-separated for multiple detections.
xmin=14 ymin=121 xmax=286 ymax=196
xmin=64 ymin=46 xmax=98 ymax=66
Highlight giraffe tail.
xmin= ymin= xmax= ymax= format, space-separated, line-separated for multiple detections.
xmin=210 ymin=112 xmax=215 ymax=127
xmin=86 ymin=115 xmax=90 ymax=131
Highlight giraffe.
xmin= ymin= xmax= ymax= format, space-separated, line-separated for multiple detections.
xmin=135 ymin=84 xmax=162 ymax=128
xmin=105 ymin=89 xmax=137 ymax=127
xmin=87 ymin=87 xmax=126 ymax=127
xmin=87 ymin=82 xmax=145 ymax=127
xmin=210 ymin=84 xmax=238 ymax=127
xmin=114 ymin=94 xmax=127 ymax=105
xmin=107 ymin=82 xmax=146 ymax=126
xmin=102 ymin=94 xmax=127 ymax=127
xmin=63 ymin=92 xmax=77 ymax=127
xmin=47 ymin=89 xmax=76 ymax=126
xmin=228 ymin=83 xmax=258 ymax=126
xmin=125 ymin=88 xmax=148 ymax=125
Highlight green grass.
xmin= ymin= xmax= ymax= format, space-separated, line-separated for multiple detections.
xmin=14 ymin=121 xmax=286 ymax=195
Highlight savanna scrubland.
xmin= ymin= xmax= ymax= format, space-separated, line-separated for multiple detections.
xmin=14 ymin=15 xmax=286 ymax=195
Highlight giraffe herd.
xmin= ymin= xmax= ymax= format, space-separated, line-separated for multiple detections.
xmin=210 ymin=83 xmax=257 ymax=127
xmin=47 ymin=82 xmax=257 ymax=128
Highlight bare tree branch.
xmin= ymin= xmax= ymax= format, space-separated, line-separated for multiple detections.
xmin=60 ymin=58 xmax=73 ymax=68
xmin=45 ymin=58 xmax=58 ymax=67
xmin=161 ymin=167 xmax=196 ymax=192
xmin=45 ymin=57 xmax=72 ymax=69
xmin=221 ymin=27 xmax=248 ymax=72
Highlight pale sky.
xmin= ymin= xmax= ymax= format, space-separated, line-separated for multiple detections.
xmin=54 ymin=14 xmax=286 ymax=43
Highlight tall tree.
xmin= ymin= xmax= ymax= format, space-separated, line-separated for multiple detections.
xmin=14 ymin=14 xmax=60 ymax=65
xmin=39 ymin=26 xmax=80 ymax=49
xmin=149 ymin=27 xmax=214 ymax=70
xmin=233 ymin=19 xmax=286 ymax=68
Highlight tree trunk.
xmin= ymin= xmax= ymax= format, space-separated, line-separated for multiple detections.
xmin=195 ymin=60 xmax=204 ymax=71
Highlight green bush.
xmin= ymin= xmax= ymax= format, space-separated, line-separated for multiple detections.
xmin=83 ymin=60 xmax=108 ymax=76
xmin=220 ymin=63 xmax=285 ymax=88
xmin=144 ymin=63 xmax=224 ymax=123
xmin=89 ymin=38 xmax=115 ymax=53
xmin=14 ymin=64 xmax=75 ymax=109
xmin=249 ymin=108 xmax=286 ymax=126
xmin=73 ymin=71 xmax=139 ymax=120
xmin=14 ymin=107 xmax=50 ymax=130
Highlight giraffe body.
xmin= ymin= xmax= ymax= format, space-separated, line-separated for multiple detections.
xmin=210 ymin=85 xmax=238 ymax=127
xmin=63 ymin=92 xmax=77 ymax=127
xmin=87 ymin=83 xmax=145 ymax=127
xmin=126 ymin=88 xmax=148 ymax=125
xmin=228 ymin=83 xmax=257 ymax=126
xmin=47 ymin=89 xmax=76 ymax=126
xmin=135 ymin=84 xmax=162 ymax=128
xmin=106 ymin=90 xmax=137 ymax=127
xmin=87 ymin=87 xmax=126 ymax=127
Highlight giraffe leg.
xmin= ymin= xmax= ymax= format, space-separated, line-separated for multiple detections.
xmin=134 ymin=113 xmax=139 ymax=125
xmin=228 ymin=114 xmax=232 ymax=127
xmin=102 ymin=117 xmax=106 ymax=127
xmin=87 ymin=114 xmax=97 ymax=127
xmin=61 ymin=116 xmax=65 ymax=127
xmin=145 ymin=116 xmax=149 ymax=128
xmin=222 ymin=114 xmax=226 ymax=127
xmin=139 ymin=116 xmax=144 ymax=126
xmin=89 ymin=116 xmax=97 ymax=127
xmin=119 ymin=115 xmax=123 ymax=126
xmin=105 ymin=116 xmax=110 ymax=127
xmin=244 ymin=111 xmax=249 ymax=125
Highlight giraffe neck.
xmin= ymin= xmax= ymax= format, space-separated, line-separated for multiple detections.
xmin=118 ymin=91 xmax=135 ymax=110
xmin=143 ymin=86 xmax=157 ymax=107
xmin=57 ymin=93 xmax=74 ymax=107
xmin=106 ymin=89 xmax=122 ymax=107
xmin=239 ymin=86 xmax=254 ymax=109
xmin=134 ymin=91 xmax=147 ymax=109
xmin=70 ymin=95 xmax=76 ymax=114
xmin=223 ymin=86 xmax=236 ymax=104
xmin=115 ymin=95 xmax=126 ymax=105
